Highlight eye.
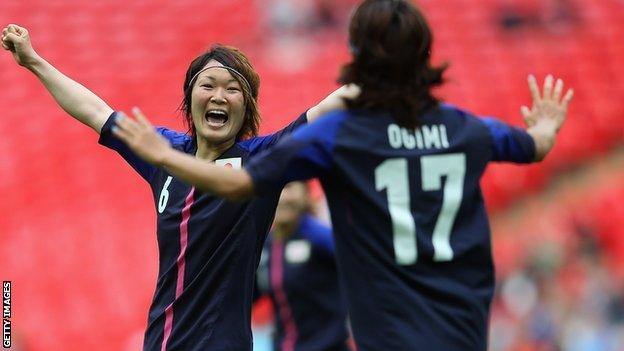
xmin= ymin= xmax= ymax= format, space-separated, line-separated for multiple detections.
xmin=201 ymin=84 xmax=214 ymax=90
xmin=227 ymin=86 xmax=241 ymax=93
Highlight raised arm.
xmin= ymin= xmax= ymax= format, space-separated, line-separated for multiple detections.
xmin=522 ymin=74 xmax=574 ymax=162
xmin=241 ymin=84 xmax=360 ymax=154
xmin=2 ymin=24 xmax=113 ymax=133
xmin=306 ymin=84 xmax=360 ymax=122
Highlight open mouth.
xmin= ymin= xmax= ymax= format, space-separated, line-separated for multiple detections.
xmin=205 ymin=110 xmax=229 ymax=127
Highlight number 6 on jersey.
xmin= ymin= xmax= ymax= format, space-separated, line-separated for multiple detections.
xmin=375 ymin=153 xmax=466 ymax=265
xmin=158 ymin=176 xmax=174 ymax=213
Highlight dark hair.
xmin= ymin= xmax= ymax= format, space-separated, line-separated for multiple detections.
xmin=180 ymin=45 xmax=261 ymax=140
xmin=339 ymin=0 xmax=447 ymax=128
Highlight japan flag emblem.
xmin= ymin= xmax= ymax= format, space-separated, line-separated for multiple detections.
xmin=215 ymin=157 xmax=242 ymax=169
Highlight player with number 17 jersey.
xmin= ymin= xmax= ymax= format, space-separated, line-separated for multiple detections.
xmin=246 ymin=104 xmax=536 ymax=350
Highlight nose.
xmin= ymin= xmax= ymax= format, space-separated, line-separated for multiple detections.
xmin=210 ymin=88 xmax=227 ymax=105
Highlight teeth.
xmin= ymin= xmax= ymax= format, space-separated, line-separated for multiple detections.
xmin=208 ymin=110 xmax=227 ymax=116
xmin=205 ymin=109 xmax=228 ymax=127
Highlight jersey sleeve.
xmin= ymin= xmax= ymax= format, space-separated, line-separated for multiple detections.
xmin=245 ymin=111 xmax=346 ymax=197
xmin=98 ymin=112 xmax=183 ymax=182
xmin=301 ymin=216 xmax=335 ymax=254
xmin=239 ymin=112 xmax=308 ymax=155
xmin=481 ymin=117 xmax=536 ymax=163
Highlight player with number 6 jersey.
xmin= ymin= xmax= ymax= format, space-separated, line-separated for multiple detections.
xmin=110 ymin=0 xmax=574 ymax=350
xmin=2 ymin=23 xmax=357 ymax=350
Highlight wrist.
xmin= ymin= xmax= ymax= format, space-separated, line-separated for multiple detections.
xmin=23 ymin=53 xmax=45 ymax=71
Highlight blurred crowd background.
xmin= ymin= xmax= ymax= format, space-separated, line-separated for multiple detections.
xmin=0 ymin=0 xmax=622 ymax=350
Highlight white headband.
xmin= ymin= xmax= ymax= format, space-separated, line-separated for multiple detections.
xmin=187 ymin=65 xmax=252 ymax=95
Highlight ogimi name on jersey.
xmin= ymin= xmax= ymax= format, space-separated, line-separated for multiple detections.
xmin=387 ymin=123 xmax=450 ymax=150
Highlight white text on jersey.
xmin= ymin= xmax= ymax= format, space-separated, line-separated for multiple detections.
xmin=387 ymin=124 xmax=450 ymax=150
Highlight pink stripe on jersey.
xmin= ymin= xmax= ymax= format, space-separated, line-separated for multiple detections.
xmin=161 ymin=307 xmax=174 ymax=351
xmin=161 ymin=187 xmax=195 ymax=351
xmin=270 ymin=238 xmax=298 ymax=351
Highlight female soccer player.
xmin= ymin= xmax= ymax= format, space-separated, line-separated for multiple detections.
xmin=1 ymin=24 xmax=355 ymax=351
xmin=104 ymin=0 xmax=574 ymax=349
xmin=256 ymin=182 xmax=351 ymax=351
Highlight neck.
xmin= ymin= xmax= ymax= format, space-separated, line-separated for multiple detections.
xmin=195 ymin=137 xmax=236 ymax=161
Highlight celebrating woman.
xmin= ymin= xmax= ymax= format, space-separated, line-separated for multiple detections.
xmin=2 ymin=23 xmax=354 ymax=351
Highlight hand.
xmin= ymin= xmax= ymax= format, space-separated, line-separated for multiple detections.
xmin=2 ymin=24 xmax=40 ymax=67
xmin=307 ymin=84 xmax=361 ymax=122
xmin=521 ymin=74 xmax=574 ymax=132
xmin=113 ymin=107 xmax=172 ymax=166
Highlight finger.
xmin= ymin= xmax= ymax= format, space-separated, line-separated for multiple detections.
xmin=7 ymin=25 xmax=26 ymax=39
xmin=553 ymin=78 xmax=563 ymax=101
xmin=2 ymin=32 xmax=19 ymax=44
xmin=542 ymin=74 xmax=553 ymax=100
xmin=2 ymin=33 xmax=18 ymax=51
xmin=1 ymin=38 xmax=9 ymax=50
xmin=115 ymin=113 xmax=141 ymax=134
xmin=118 ymin=117 xmax=141 ymax=135
xmin=132 ymin=106 xmax=152 ymax=128
xmin=111 ymin=125 xmax=133 ymax=143
xmin=2 ymin=33 xmax=18 ymax=42
xmin=561 ymin=89 xmax=574 ymax=110
xmin=527 ymin=74 xmax=541 ymax=103
xmin=7 ymin=24 xmax=23 ymax=32
xmin=7 ymin=24 xmax=19 ymax=35
xmin=520 ymin=105 xmax=532 ymax=120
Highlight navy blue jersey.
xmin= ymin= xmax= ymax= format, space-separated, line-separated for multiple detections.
xmin=256 ymin=214 xmax=350 ymax=351
xmin=99 ymin=111 xmax=307 ymax=351
xmin=246 ymin=104 xmax=535 ymax=351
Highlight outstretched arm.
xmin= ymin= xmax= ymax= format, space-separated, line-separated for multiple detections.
xmin=2 ymin=24 xmax=113 ymax=133
xmin=522 ymin=74 xmax=574 ymax=162
xmin=113 ymin=109 xmax=256 ymax=200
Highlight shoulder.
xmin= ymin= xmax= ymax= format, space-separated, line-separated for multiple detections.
xmin=237 ymin=135 xmax=261 ymax=152
xmin=431 ymin=103 xmax=494 ymax=136
xmin=301 ymin=214 xmax=331 ymax=234
xmin=435 ymin=103 xmax=481 ymax=124
xmin=291 ymin=110 xmax=350 ymax=141
xmin=155 ymin=127 xmax=194 ymax=153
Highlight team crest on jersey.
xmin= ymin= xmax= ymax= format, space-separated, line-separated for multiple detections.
xmin=215 ymin=157 xmax=242 ymax=169
xmin=285 ymin=240 xmax=311 ymax=264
